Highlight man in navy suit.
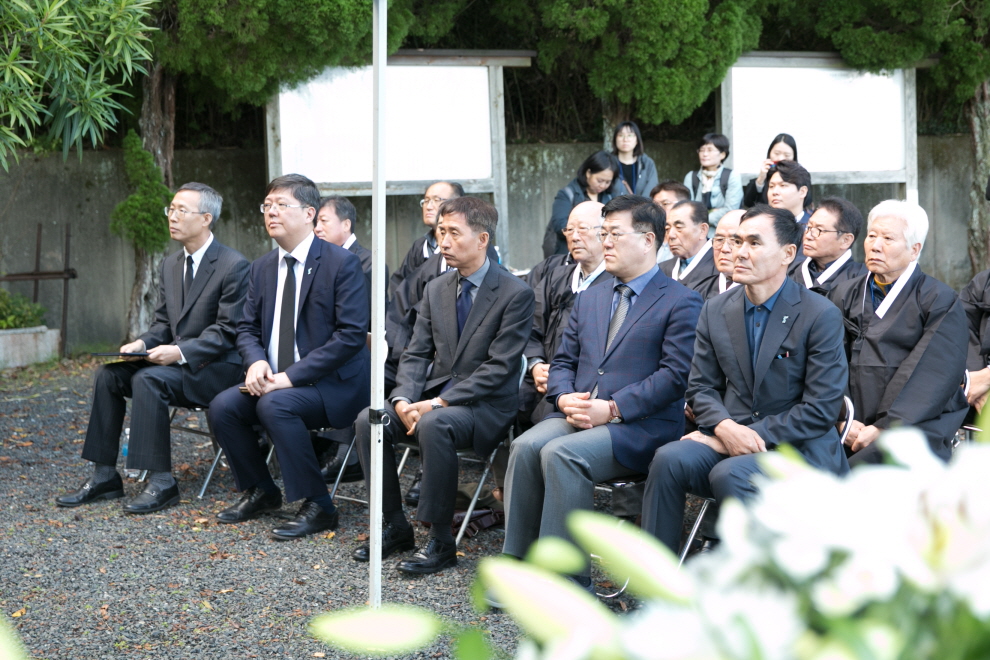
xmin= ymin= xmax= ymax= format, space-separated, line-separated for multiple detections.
xmin=642 ymin=205 xmax=849 ymax=554
xmin=501 ymin=195 xmax=703 ymax=590
xmin=208 ymin=174 xmax=370 ymax=540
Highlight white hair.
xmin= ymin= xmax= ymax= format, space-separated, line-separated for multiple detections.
xmin=867 ymin=199 xmax=929 ymax=255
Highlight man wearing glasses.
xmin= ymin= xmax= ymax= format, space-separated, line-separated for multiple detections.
xmin=790 ymin=196 xmax=867 ymax=295
xmin=501 ymin=195 xmax=702 ymax=592
xmin=57 ymin=182 xmax=249 ymax=514
xmin=388 ymin=181 xmax=464 ymax=297
xmin=207 ymin=174 xmax=370 ymax=540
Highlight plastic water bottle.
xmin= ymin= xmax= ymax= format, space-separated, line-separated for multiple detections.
xmin=121 ymin=428 xmax=141 ymax=478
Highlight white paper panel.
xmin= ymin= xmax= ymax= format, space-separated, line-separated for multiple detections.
xmin=277 ymin=66 xmax=492 ymax=183
xmin=729 ymin=67 xmax=905 ymax=175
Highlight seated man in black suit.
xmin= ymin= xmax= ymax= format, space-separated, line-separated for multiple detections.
xmin=504 ymin=196 xmax=702 ymax=589
xmin=650 ymin=180 xmax=691 ymax=264
xmin=56 ymin=182 xmax=249 ymax=513
xmin=208 ymin=174 xmax=370 ymax=540
xmin=388 ymin=180 xmax=464 ymax=298
xmin=643 ymin=205 xmax=850 ymax=554
xmin=960 ymin=267 xmax=990 ymax=412
xmin=352 ymin=196 xmax=534 ymax=575
xmin=314 ymin=195 xmax=388 ymax=484
xmin=711 ymin=209 xmax=744 ymax=297
xmin=524 ymin=200 xmax=609 ymax=425
xmin=790 ymin=196 xmax=867 ymax=294
xmin=828 ymin=200 xmax=968 ymax=464
xmin=659 ymin=200 xmax=719 ymax=299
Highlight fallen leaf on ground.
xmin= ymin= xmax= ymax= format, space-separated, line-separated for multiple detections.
xmin=12 ymin=608 xmax=25 ymax=618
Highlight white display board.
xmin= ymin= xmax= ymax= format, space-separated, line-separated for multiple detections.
xmin=275 ymin=65 xmax=492 ymax=184
xmin=721 ymin=52 xmax=917 ymax=196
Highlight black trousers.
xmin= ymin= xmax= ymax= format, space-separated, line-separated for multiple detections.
xmin=641 ymin=441 xmax=763 ymax=553
xmin=354 ymin=401 xmax=475 ymax=528
xmin=208 ymin=385 xmax=331 ymax=503
xmin=82 ymin=361 xmax=197 ymax=473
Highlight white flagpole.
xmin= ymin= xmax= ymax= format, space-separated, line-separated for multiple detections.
xmin=369 ymin=0 xmax=387 ymax=608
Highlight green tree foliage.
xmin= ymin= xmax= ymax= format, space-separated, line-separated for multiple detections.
xmin=765 ymin=0 xmax=990 ymax=104
xmin=400 ymin=0 xmax=761 ymax=127
xmin=110 ymin=130 xmax=172 ymax=254
xmin=0 ymin=0 xmax=156 ymax=169
xmin=151 ymin=0 xmax=415 ymax=108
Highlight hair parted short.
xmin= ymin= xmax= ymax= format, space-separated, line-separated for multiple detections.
xmin=741 ymin=204 xmax=801 ymax=248
xmin=602 ymin=194 xmax=664 ymax=252
xmin=176 ymin=182 xmax=222 ymax=229
xmin=437 ymin=196 xmax=497 ymax=240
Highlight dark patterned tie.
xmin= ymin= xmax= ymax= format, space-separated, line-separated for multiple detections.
xmin=456 ymin=279 xmax=475 ymax=337
xmin=278 ymin=255 xmax=297 ymax=373
xmin=592 ymin=284 xmax=633 ymax=398
xmin=183 ymin=255 xmax=194 ymax=305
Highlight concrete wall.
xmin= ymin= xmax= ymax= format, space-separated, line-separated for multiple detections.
xmin=0 ymin=135 xmax=975 ymax=353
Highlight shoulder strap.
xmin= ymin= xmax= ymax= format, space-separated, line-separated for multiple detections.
xmin=720 ymin=167 xmax=731 ymax=198
xmin=691 ymin=171 xmax=700 ymax=197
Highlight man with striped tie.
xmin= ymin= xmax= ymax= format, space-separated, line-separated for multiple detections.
xmin=501 ymin=195 xmax=702 ymax=592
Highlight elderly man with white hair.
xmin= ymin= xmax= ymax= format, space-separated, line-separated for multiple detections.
xmin=828 ymin=199 xmax=969 ymax=464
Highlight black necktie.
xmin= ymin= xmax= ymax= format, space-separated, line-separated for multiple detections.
xmin=183 ymin=255 xmax=194 ymax=305
xmin=278 ymin=255 xmax=297 ymax=373
xmin=456 ymin=279 xmax=475 ymax=337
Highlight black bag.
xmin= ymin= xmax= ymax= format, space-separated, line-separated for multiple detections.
xmin=542 ymin=184 xmax=578 ymax=258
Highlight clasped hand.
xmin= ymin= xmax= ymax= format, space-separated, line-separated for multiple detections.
xmin=844 ymin=420 xmax=881 ymax=453
xmin=532 ymin=363 xmax=550 ymax=394
xmin=558 ymin=392 xmax=610 ymax=429
xmin=243 ymin=360 xmax=293 ymax=396
xmin=395 ymin=399 xmax=446 ymax=436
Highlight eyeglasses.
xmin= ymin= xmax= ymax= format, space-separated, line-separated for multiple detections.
xmin=804 ymin=226 xmax=846 ymax=239
xmin=260 ymin=203 xmax=308 ymax=213
xmin=562 ymin=225 xmax=601 ymax=237
xmin=712 ymin=236 xmax=733 ymax=248
xmin=697 ymin=146 xmax=721 ymax=155
xmin=420 ymin=197 xmax=448 ymax=208
xmin=598 ymin=230 xmax=648 ymax=243
xmin=164 ymin=207 xmax=206 ymax=218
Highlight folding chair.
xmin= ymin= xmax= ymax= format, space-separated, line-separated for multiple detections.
xmin=677 ymin=395 xmax=855 ymax=566
xmin=153 ymin=406 xmax=275 ymax=499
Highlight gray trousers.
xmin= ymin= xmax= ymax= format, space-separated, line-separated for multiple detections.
xmin=503 ymin=418 xmax=637 ymax=575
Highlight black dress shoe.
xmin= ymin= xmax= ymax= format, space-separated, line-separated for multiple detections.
xmin=404 ymin=470 xmax=422 ymax=507
xmin=271 ymin=501 xmax=339 ymax=540
xmin=216 ymin=487 xmax=282 ymax=523
xmin=396 ymin=537 xmax=457 ymax=575
xmin=123 ymin=483 xmax=180 ymax=514
xmin=321 ymin=455 xmax=364 ymax=484
xmin=352 ymin=522 xmax=416 ymax=562
xmin=55 ymin=475 xmax=125 ymax=508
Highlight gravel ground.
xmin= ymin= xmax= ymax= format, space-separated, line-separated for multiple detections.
xmin=0 ymin=358 xmax=645 ymax=659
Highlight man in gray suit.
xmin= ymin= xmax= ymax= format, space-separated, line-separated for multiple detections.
xmin=642 ymin=204 xmax=849 ymax=554
xmin=56 ymin=182 xmax=249 ymax=514
xmin=352 ymin=196 xmax=535 ymax=575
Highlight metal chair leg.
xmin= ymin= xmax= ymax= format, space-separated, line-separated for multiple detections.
xmin=329 ymin=435 xmax=357 ymax=500
xmin=678 ymin=498 xmax=711 ymax=567
xmin=197 ymin=448 xmax=225 ymax=499
xmin=395 ymin=446 xmax=412 ymax=476
xmin=455 ymin=445 xmax=499 ymax=546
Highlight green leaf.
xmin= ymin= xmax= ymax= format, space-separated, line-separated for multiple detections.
xmin=566 ymin=510 xmax=694 ymax=604
xmin=478 ymin=557 xmax=619 ymax=652
xmin=524 ymin=536 xmax=588 ymax=575
xmin=308 ymin=605 xmax=442 ymax=656
xmin=454 ymin=629 xmax=492 ymax=660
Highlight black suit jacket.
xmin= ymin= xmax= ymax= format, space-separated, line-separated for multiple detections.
xmin=659 ymin=247 xmax=720 ymax=300
xmin=140 ymin=239 xmax=249 ymax=405
xmin=347 ymin=236 xmax=389 ymax=332
xmin=689 ymin=277 xmax=850 ymax=475
xmin=237 ymin=237 xmax=371 ymax=427
xmin=392 ymin=261 xmax=535 ymax=455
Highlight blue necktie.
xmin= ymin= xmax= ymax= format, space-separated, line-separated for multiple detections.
xmin=457 ymin=279 xmax=475 ymax=337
